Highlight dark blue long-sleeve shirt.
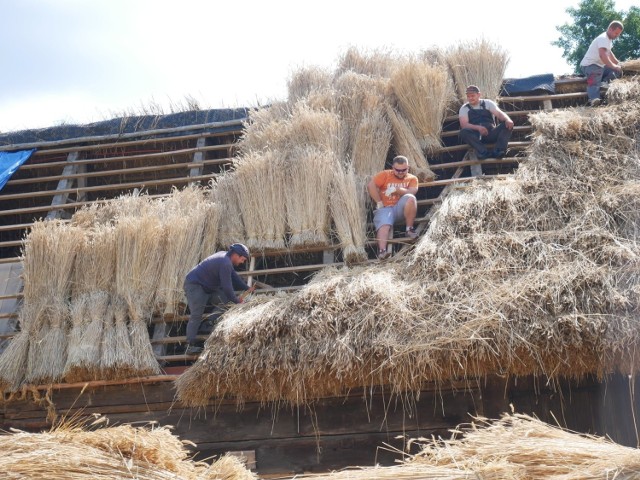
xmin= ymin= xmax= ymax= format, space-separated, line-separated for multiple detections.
xmin=184 ymin=251 xmax=249 ymax=303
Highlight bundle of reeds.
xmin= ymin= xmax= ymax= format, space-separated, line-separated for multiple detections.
xmin=213 ymin=171 xmax=247 ymax=248
xmin=71 ymin=191 xmax=154 ymax=228
xmin=287 ymin=65 xmax=333 ymax=104
xmin=333 ymin=71 xmax=388 ymax=156
xmin=72 ymin=224 xmax=116 ymax=298
xmin=335 ymin=46 xmax=401 ymax=78
xmin=287 ymin=102 xmax=345 ymax=159
xmin=0 ymin=421 xmax=257 ymax=479
xmin=606 ymin=75 xmax=640 ymax=104
xmin=285 ymin=147 xmax=337 ymax=247
xmin=0 ymin=303 xmax=46 ymax=390
xmin=390 ymin=61 xmax=450 ymax=153
xmin=330 ymin=163 xmax=369 ymax=264
xmin=63 ymin=291 xmax=110 ymax=382
xmin=237 ymin=102 xmax=292 ymax=155
xmin=232 ymin=150 xmax=288 ymax=250
xmin=102 ymin=295 xmax=137 ymax=379
xmin=384 ymin=103 xmax=436 ymax=181
xmin=154 ymin=186 xmax=209 ymax=314
xmin=114 ymin=215 xmax=164 ymax=376
xmin=621 ymin=58 xmax=640 ymax=73
xmin=445 ymin=39 xmax=509 ymax=102
xmin=199 ymin=199 xmax=222 ymax=261
xmin=350 ymin=105 xmax=392 ymax=176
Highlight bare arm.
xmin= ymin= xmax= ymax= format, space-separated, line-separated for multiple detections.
xmin=367 ymin=177 xmax=382 ymax=203
xmin=493 ymin=107 xmax=514 ymax=130
xmin=599 ymin=47 xmax=622 ymax=71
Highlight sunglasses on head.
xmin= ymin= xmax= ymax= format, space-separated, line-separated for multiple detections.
xmin=394 ymin=167 xmax=408 ymax=173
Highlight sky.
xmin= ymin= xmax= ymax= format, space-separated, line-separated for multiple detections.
xmin=0 ymin=0 xmax=636 ymax=133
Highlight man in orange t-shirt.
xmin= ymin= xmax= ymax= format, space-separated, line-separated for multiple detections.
xmin=367 ymin=155 xmax=419 ymax=259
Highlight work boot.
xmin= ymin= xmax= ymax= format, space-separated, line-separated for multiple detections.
xmin=588 ymin=98 xmax=601 ymax=107
xmin=198 ymin=319 xmax=215 ymax=334
xmin=477 ymin=150 xmax=492 ymax=160
xmin=406 ymin=227 xmax=418 ymax=239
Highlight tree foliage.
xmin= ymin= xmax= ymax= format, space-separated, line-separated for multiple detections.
xmin=553 ymin=0 xmax=640 ymax=73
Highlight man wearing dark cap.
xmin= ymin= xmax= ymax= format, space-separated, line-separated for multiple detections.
xmin=458 ymin=85 xmax=514 ymax=160
xmin=182 ymin=243 xmax=255 ymax=354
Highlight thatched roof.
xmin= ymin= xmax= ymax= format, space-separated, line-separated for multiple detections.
xmin=0 ymin=420 xmax=256 ymax=479
xmin=175 ymin=75 xmax=640 ymax=407
xmin=282 ymin=413 xmax=640 ymax=479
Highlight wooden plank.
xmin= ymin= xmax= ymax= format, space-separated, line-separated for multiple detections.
xmin=435 ymin=141 xmax=530 ymax=154
xmin=0 ymin=119 xmax=244 ymax=152
xmin=46 ymin=151 xmax=82 ymax=220
xmin=188 ymin=136 xmax=207 ymax=181
xmin=440 ymin=125 xmax=531 ymax=138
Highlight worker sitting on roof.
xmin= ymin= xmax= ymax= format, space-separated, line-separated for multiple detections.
xmin=458 ymin=84 xmax=514 ymax=160
xmin=183 ymin=243 xmax=255 ymax=355
xmin=368 ymin=155 xmax=419 ymax=260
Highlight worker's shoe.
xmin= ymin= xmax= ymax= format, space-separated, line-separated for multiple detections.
xmin=493 ymin=149 xmax=506 ymax=159
xmin=588 ymin=98 xmax=601 ymax=107
xmin=378 ymin=249 xmax=391 ymax=260
xmin=406 ymin=227 xmax=418 ymax=239
xmin=477 ymin=150 xmax=492 ymax=160
xmin=198 ymin=319 xmax=215 ymax=334
xmin=185 ymin=343 xmax=203 ymax=355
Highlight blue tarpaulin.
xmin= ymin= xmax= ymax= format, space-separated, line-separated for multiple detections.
xmin=0 ymin=149 xmax=35 ymax=191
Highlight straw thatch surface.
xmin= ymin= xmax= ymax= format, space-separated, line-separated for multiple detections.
xmin=0 ymin=421 xmax=257 ymax=479
xmin=285 ymin=413 xmax=640 ymax=479
xmin=176 ymin=75 xmax=640 ymax=407
xmin=622 ymin=58 xmax=640 ymax=73
xmin=445 ymin=39 xmax=509 ymax=102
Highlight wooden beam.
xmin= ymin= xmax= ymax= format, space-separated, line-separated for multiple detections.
xmin=46 ymin=151 xmax=83 ymax=220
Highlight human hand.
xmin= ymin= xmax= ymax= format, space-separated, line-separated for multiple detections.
xmin=478 ymin=126 xmax=489 ymax=136
xmin=375 ymin=201 xmax=384 ymax=210
xmin=385 ymin=185 xmax=396 ymax=196
xmin=506 ymin=119 xmax=514 ymax=130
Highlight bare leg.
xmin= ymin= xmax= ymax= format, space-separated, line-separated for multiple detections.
xmin=404 ymin=196 xmax=417 ymax=228
xmin=376 ymin=224 xmax=392 ymax=251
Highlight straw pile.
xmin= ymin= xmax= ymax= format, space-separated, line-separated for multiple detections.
xmin=283 ymin=413 xmax=640 ymax=479
xmin=213 ymin=171 xmax=247 ymax=248
xmin=287 ymin=65 xmax=333 ymax=104
xmin=175 ymin=75 xmax=640 ymax=407
xmin=0 ymin=421 xmax=257 ymax=479
xmin=621 ymin=58 xmax=640 ymax=73
xmin=350 ymin=104 xmax=392 ymax=177
xmin=445 ymin=39 xmax=509 ymax=102
xmin=389 ymin=61 xmax=449 ymax=153
xmin=335 ymin=46 xmax=400 ymax=78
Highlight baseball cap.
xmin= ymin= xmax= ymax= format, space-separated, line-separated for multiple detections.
xmin=229 ymin=243 xmax=250 ymax=259
xmin=466 ymin=85 xmax=480 ymax=93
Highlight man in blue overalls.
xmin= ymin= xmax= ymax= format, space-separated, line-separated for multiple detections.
xmin=458 ymin=85 xmax=514 ymax=160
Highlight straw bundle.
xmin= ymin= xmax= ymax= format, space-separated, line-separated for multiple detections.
xmin=330 ymin=163 xmax=369 ymax=264
xmin=72 ymin=224 xmax=116 ymax=298
xmin=285 ymin=147 xmax=337 ymax=247
xmin=63 ymin=291 xmax=110 ymax=382
xmin=335 ymin=46 xmax=401 ymax=78
xmin=71 ymin=192 xmax=155 ymax=227
xmin=621 ymin=58 xmax=640 ymax=73
xmin=287 ymin=102 xmax=345 ymax=158
xmin=105 ymin=295 xmax=137 ymax=379
xmin=24 ymin=300 xmax=70 ymax=384
xmin=0 ymin=303 xmax=46 ymax=390
xmin=237 ymin=102 xmax=291 ymax=155
xmin=199 ymin=200 xmax=222 ymax=261
xmin=155 ymin=186 xmax=209 ymax=314
xmin=232 ymin=150 xmax=287 ymax=250
xmin=333 ymin=71 xmax=387 ymax=156
xmin=287 ymin=65 xmax=333 ymax=104
xmin=213 ymin=172 xmax=247 ymax=248
xmin=390 ymin=61 xmax=450 ymax=153
xmin=0 ymin=422 xmax=257 ymax=479
xmin=350 ymin=105 xmax=392 ymax=176
xmin=606 ymin=76 xmax=640 ymax=104
xmin=445 ymin=39 xmax=509 ymax=102
xmin=385 ymin=103 xmax=435 ymax=181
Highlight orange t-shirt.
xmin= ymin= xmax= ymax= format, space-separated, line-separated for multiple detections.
xmin=373 ymin=170 xmax=418 ymax=207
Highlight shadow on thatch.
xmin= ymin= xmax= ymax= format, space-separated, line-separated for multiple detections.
xmin=175 ymin=75 xmax=640 ymax=408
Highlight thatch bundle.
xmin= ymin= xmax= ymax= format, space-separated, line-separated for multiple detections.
xmin=213 ymin=171 xmax=247 ymax=248
xmin=621 ymin=58 xmax=640 ymax=73
xmin=0 ymin=421 xmax=257 ymax=479
xmin=176 ymin=76 xmax=640 ymax=408
xmin=287 ymin=65 xmax=333 ymax=104
xmin=286 ymin=413 xmax=640 ymax=479
xmin=385 ymin=103 xmax=435 ymax=181
xmin=287 ymin=102 xmax=345 ymax=158
xmin=445 ymin=39 xmax=509 ymax=102
xmin=199 ymin=198 xmax=222 ymax=261
xmin=389 ymin=61 xmax=450 ymax=153
xmin=330 ymin=163 xmax=369 ymax=264
xmin=285 ymin=147 xmax=336 ymax=247
xmin=335 ymin=46 xmax=400 ymax=78
xmin=232 ymin=150 xmax=287 ymax=250
xmin=349 ymin=104 xmax=392 ymax=177
xmin=237 ymin=102 xmax=291 ymax=155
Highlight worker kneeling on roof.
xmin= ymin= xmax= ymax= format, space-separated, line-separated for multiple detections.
xmin=183 ymin=243 xmax=255 ymax=355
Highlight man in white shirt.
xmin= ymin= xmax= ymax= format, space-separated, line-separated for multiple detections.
xmin=580 ymin=21 xmax=624 ymax=107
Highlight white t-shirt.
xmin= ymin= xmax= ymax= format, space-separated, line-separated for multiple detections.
xmin=458 ymin=99 xmax=499 ymax=120
xmin=580 ymin=32 xmax=613 ymax=67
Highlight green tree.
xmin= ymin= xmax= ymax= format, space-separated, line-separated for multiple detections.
xmin=553 ymin=0 xmax=640 ymax=73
